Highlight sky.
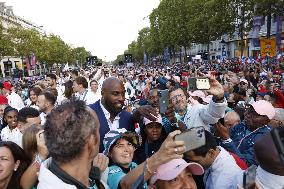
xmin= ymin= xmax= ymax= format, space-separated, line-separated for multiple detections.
xmin=4 ymin=0 xmax=160 ymax=61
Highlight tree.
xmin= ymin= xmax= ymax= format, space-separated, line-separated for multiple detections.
xmin=188 ymin=0 xmax=237 ymax=59
xmin=127 ymin=40 xmax=141 ymax=60
xmin=254 ymin=0 xmax=284 ymax=38
xmin=7 ymin=26 xmax=42 ymax=58
xmin=72 ymin=47 xmax=91 ymax=67
xmin=149 ymin=8 xmax=163 ymax=57
xmin=0 ymin=23 xmax=14 ymax=58
xmin=156 ymin=0 xmax=193 ymax=62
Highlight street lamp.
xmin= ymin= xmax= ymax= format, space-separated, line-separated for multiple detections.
xmin=247 ymin=39 xmax=250 ymax=57
xmin=220 ymin=39 xmax=226 ymax=57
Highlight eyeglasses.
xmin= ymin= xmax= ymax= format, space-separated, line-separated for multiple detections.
xmin=171 ymin=94 xmax=186 ymax=102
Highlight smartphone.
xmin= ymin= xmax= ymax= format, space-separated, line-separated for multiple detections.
xmin=158 ymin=90 xmax=169 ymax=115
xmin=187 ymin=77 xmax=210 ymax=91
xmin=243 ymin=165 xmax=257 ymax=189
xmin=174 ymin=127 xmax=206 ymax=152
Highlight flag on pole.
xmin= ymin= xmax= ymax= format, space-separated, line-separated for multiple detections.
xmin=25 ymin=57 xmax=30 ymax=70
xmin=31 ymin=53 xmax=37 ymax=69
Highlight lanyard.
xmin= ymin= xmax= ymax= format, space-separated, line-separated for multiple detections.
xmin=237 ymin=125 xmax=268 ymax=148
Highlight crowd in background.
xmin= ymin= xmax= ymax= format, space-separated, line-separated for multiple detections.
xmin=0 ymin=59 xmax=283 ymax=189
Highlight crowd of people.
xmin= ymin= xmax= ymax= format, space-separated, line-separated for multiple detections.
xmin=0 ymin=59 xmax=283 ymax=189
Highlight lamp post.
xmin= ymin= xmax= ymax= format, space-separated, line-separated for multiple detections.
xmin=221 ymin=39 xmax=226 ymax=58
xmin=247 ymin=39 xmax=250 ymax=58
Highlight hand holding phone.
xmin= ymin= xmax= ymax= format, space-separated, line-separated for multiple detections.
xmin=188 ymin=77 xmax=210 ymax=91
xmin=158 ymin=90 xmax=169 ymax=115
xmin=174 ymin=127 xmax=205 ymax=152
xmin=243 ymin=165 xmax=257 ymax=189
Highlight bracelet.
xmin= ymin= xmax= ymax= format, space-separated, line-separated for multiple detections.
xmin=146 ymin=158 xmax=156 ymax=175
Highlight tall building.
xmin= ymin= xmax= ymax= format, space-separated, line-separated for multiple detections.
xmin=0 ymin=2 xmax=46 ymax=77
xmin=0 ymin=2 xmax=44 ymax=32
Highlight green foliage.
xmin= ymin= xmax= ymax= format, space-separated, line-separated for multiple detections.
xmin=0 ymin=24 xmax=92 ymax=65
xmin=0 ymin=23 xmax=14 ymax=58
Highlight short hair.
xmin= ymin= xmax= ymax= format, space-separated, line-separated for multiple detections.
xmin=0 ymin=141 xmax=30 ymax=189
xmin=39 ymin=91 xmax=57 ymax=106
xmin=169 ymin=86 xmax=188 ymax=98
xmin=18 ymin=107 xmax=40 ymax=123
xmin=44 ymin=100 xmax=99 ymax=163
xmin=28 ymin=87 xmax=42 ymax=98
xmin=22 ymin=125 xmax=42 ymax=160
xmin=192 ymin=130 xmax=217 ymax=157
xmin=46 ymin=73 xmax=57 ymax=81
xmin=71 ymin=70 xmax=79 ymax=76
xmin=75 ymin=76 xmax=88 ymax=89
xmin=90 ymin=80 xmax=98 ymax=85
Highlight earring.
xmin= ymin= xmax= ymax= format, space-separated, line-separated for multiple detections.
xmin=14 ymin=168 xmax=17 ymax=171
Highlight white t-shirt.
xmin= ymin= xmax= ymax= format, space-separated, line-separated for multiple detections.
xmin=7 ymin=92 xmax=25 ymax=111
xmin=0 ymin=126 xmax=23 ymax=148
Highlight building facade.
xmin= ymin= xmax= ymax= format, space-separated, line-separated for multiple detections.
xmin=187 ymin=16 xmax=284 ymax=60
xmin=0 ymin=2 xmax=45 ymax=77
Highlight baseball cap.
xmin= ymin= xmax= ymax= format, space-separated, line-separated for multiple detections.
xmin=189 ymin=90 xmax=206 ymax=101
xmin=143 ymin=114 xmax=162 ymax=126
xmin=203 ymin=95 xmax=213 ymax=104
xmin=0 ymin=95 xmax=8 ymax=105
xmin=150 ymin=159 xmax=204 ymax=185
xmin=239 ymin=78 xmax=248 ymax=84
xmin=3 ymin=82 xmax=12 ymax=90
xmin=103 ymin=128 xmax=141 ymax=155
xmin=252 ymin=100 xmax=275 ymax=120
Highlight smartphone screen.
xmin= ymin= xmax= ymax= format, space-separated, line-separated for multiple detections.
xmin=188 ymin=77 xmax=197 ymax=91
xmin=158 ymin=90 xmax=169 ymax=115
xmin=196 ymin=78 xmax=210 ymax=90
xmin=243 ymin=165 xmax=257 ymax=189
xmin=174 ymin=127 xmax=205 ymax=152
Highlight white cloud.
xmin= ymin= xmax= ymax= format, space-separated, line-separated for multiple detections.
xmin=4 ymin=0 xmax=160 ymax=60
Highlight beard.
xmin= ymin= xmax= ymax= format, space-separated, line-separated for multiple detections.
xmin=174 ymin=102 xmax=187 ymax=115
xmin=104 ymin=99 xmax=123 ymax=115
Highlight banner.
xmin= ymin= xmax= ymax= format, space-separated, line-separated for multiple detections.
xmin=260 ymin=38 xmax=276 ymax=57
xmin=25 ymin=57 xmax=30 ymax=70
xmin=276 ymin=16 xmax=283 ymax=48
xmin=252 ymin=16 xmax=263 ymax=47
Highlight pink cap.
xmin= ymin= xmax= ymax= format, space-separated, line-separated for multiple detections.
xmin=150 ymin=159 xmax=204 ymax=185
xmin=240 ymin=78 xmax=248 ymax=84
xmin=189 ymin=90 xmax=206 ymax=101
xmin=252 ymin=100 xmax=275 ymax=120
xmin=203 ymin=95 xmax=213 ymax=104
xmin=143 ymin=114 xmax=162 ymax=126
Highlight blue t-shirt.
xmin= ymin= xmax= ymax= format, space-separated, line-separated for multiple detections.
xmin=107 ymin=162 xmax=147 ymax=189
